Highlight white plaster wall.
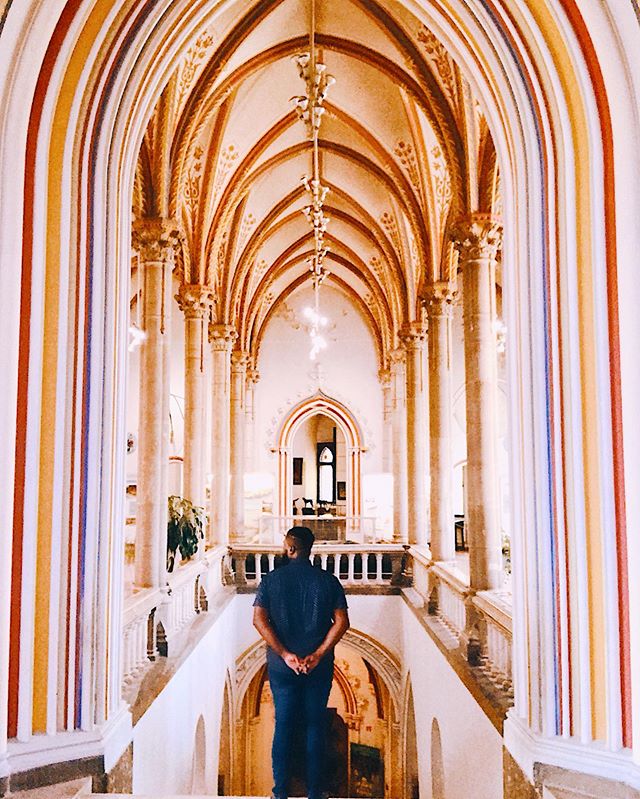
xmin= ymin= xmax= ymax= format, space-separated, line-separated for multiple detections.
xmin=402 ymin=603 xmax=504 ymax=799
xmin=132 ymin=595 xmax=237 ymax=795
xmin=254 ymin=283 xmax=384 ymax=509
xmin=131 ymin=594 xmax=503 ymax=798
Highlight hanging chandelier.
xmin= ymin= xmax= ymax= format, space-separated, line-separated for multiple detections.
xmin=291 ymin=0 xmax=335 ymax=360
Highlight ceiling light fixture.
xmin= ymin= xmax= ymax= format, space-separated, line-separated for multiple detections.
xmin=291 ymin=0 xmax=335 ymax=361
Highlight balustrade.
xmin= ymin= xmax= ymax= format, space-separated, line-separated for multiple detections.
xmin=122 ymin=547 xmax=225 ymax=685
xmin=411 ymin=550 xmax=513 ymax=694
xmin=225 ymin=543 xmax=405 ymax=588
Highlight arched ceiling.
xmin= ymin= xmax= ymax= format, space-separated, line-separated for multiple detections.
xmin=132 ymin=0 xmax=502 ymax=368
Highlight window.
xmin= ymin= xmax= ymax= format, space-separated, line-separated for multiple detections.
xmin=318 ymin=445 xmax=335 ymax=503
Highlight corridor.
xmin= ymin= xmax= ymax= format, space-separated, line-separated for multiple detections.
xmin=1 ymin=0 xmax=638 ymax=798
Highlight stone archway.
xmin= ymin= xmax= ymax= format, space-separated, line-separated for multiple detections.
xmin=232 ymin=630 xmax=402 ymax=797
xmin=274 ymin=392 xmax=366 ymax=518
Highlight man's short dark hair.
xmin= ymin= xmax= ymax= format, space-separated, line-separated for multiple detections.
xmin=286 ymin=525 xmax=315 ymax=553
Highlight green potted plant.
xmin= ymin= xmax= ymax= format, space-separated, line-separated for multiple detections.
xmin=167 ymin=495 xmax=206 ymax=572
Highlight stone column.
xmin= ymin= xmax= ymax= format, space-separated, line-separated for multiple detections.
xmin=390 ymin=349 xmax=409 ymax=542
xmin=176 ymin=285 xmax=212 ymax=509
xmin=379 ymin=368 xmax=393 ymax=472
xmin=132 ymin=220 xmax=177 ymax=589
xmin=399 ymin=323 xmax=429 ymax=547
xmin=229 ymin=350 xmax=250 ymax=540
xmin=208 ymin=325 xmax=236 ymax=546
xmin=425 ymin=282 xmax=457 ymax=562
xmin=245 ymin=364 xmax=260 ymax=471
xmin=453 ymin=215 xmax=503 ymax=590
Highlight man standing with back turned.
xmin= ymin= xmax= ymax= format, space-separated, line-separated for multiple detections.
xmin=253 ymin=526 xmax=350 ymax=799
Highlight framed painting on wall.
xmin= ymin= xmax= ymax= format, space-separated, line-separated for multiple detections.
xmin=293 ymin=457 xmax=303 ymax=486
xmin=337 ymin=480 xmax=346 ymax=501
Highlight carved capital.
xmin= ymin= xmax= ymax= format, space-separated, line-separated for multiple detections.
xmin=424 ymin=281 xmax=456 ymax=317
xmin=175 ymin=284 xmax=214 ymax=318
xmin=246 ymin=368 xmax=260 ymax=386
xmin=398 ymin=322 xmax=428 ymax=350
xmin=378 ymin=368 xmax=392 ymax=388
xmin=208 ymin=323 xmax=237 ymax=351
xmin=132 ymin=218 xmax=181 ymax=263
xmin=231 ymin=350 xmax=251 ymax=372
xmin=389 ymin=347 xmax=405 ymax=367
xmin=451 ymin=215 xmax=502 ymax=263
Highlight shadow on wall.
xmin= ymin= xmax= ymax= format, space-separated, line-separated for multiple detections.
xmin=191 ymin=715 xmax=207 ymax=794
xmin=404 ymin=681 xmax=419 ymax=799
xmin=431 ymin=717 xmax=445 ymax=799
xmin=218 ymin=680 xmax=233 ymax=794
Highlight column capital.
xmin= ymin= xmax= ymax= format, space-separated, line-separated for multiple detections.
xmin=231 ymin=350 xmax=251 ymax=371
xmin=398 ymin=322 xmax=428 ymax=350
xmin=176 ymin=284 xmax=214 ymax=318
xmin=451 ymin=214 xmax=502 ymax=263
xmin=378 ymin=368 xmax=392 ymax=388
xmin=424 ymin=281 xmax=457 ymax=317
xmin=389 ymin=346 xmax=405 ymax=367
xmin=208 ymin=323 xmax=237 ymax=351
xmin=246 ymin=367 xmax=260 ymax=386
xmin=132 ymin=217 xmax=181 ymax=262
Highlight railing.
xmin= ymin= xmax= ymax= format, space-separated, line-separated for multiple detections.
xmin=409 ymin=548 xmax=513 ymax=695
xmin=257 ymin=514 xmax=379 ymax=544
xmin=473 ymin=590 xmax=513 ymax=691
xmin=225 ymin=543 xmax=407 ymax=588
xmin=122 ymin=547 xmax=225 ymax=685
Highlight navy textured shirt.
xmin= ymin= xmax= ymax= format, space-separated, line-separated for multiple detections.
xmin=253 ymin=558 xmax=348 ymax=672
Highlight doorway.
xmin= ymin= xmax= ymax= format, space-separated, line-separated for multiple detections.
xmin=291 ymin=413 xmax=346 ymax=517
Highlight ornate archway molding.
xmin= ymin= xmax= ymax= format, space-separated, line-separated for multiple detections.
xmin=234 ymin=628 xmax=401 ymax=721
xmin=273 ymin=392 xmax=365 ymax=517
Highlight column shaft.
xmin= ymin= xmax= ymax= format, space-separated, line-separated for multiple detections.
xmin=177 ymin=285 xmax=212 ymax=509
xmin=454 ymin=217 xmax=503 ymax=590
xmin=379 ymin=369 xmax=393 ymax=472
xmin=229 ymin=351 xmax=249 ymax=539
xmin=133 ymin=222 xmax=176 ymax=589
xmin=400 ymin=324 xmax=429 ymax=546
xmin=209 ymin=325 xmax=236 ymax=546
xmin=426 ymin=284 xmax=456 ymax=561
xmin=245 ymin=367 xmax=259 ymax=471
xmin=391 ymin=352 xmax=409 ymax=542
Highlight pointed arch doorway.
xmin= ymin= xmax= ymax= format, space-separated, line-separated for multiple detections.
xmin=275 ymin=394 xmax=365 ymax=520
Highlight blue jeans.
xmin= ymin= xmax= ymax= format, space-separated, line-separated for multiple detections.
xmin=268 ymin=655 xmax=334 ymax=799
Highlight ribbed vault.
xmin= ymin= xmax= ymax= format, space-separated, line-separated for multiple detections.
xmin=132 ymin=0 xmax=501 ymax=370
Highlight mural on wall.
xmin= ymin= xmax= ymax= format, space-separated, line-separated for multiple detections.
xmin=350 ymin=743 xmax=384 ymax=797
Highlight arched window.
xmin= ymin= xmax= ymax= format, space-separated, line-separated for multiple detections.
xmin=318 ymin=445 xmax=335 ymax=503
